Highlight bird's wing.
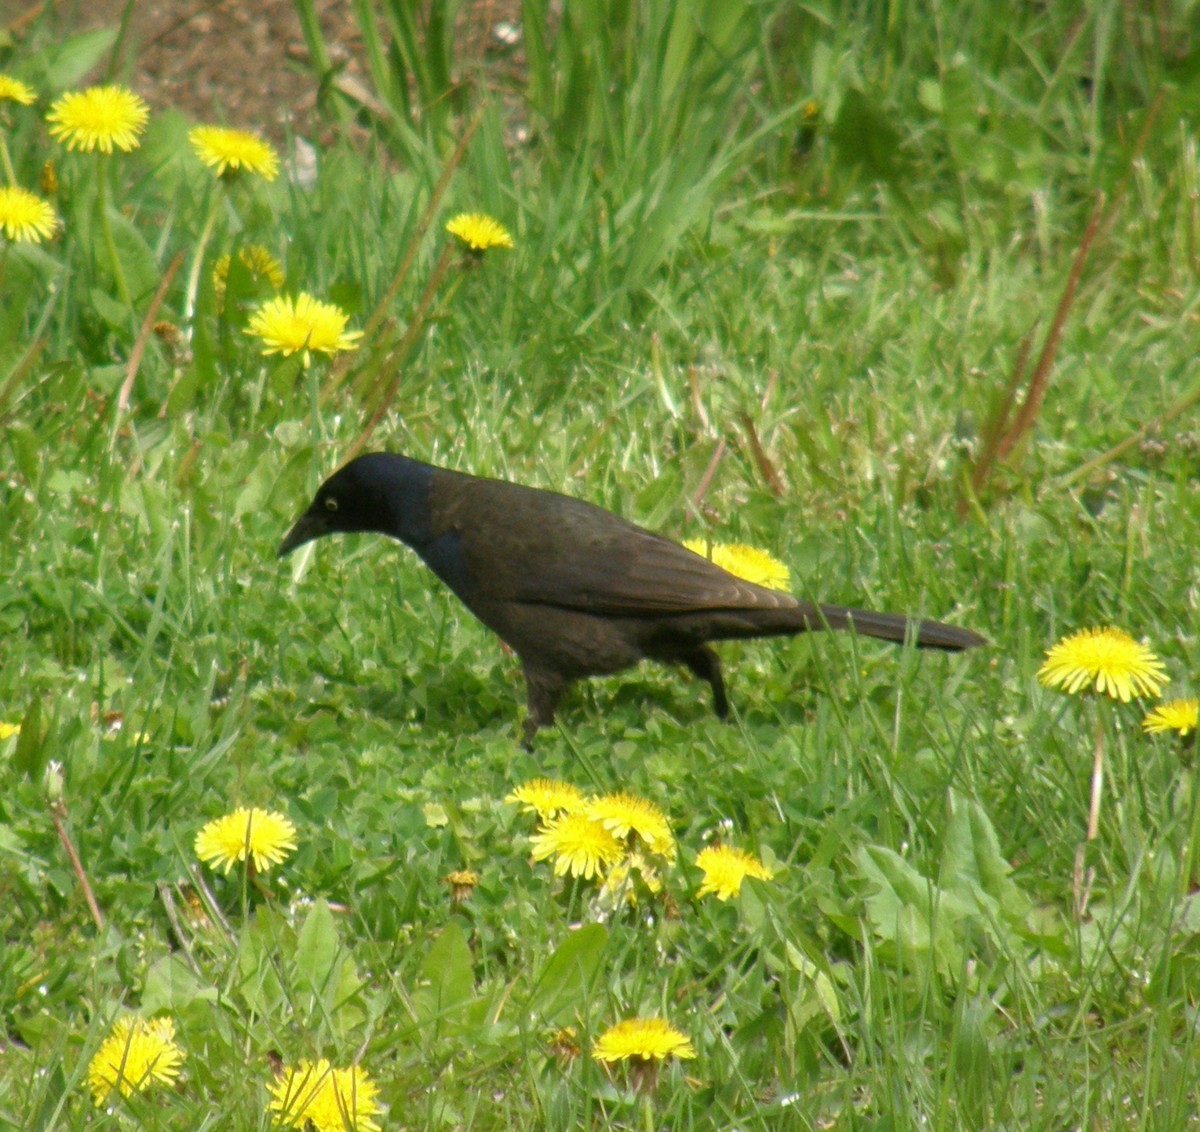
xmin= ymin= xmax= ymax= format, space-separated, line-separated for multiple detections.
xmin=524 ymin=527 xmax=799 ymax=614
xmin=441 ymin=477 xmax=798 ymax=615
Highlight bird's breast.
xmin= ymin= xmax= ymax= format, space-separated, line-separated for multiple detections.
xmin=413 ymin=528 xmax=473 ymax=598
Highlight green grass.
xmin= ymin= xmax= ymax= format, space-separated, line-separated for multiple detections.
xmin=3 ymin=0 xmax=1200 ymax=1128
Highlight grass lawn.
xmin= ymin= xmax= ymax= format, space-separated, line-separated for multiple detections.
xmin=3 ymin=2 xmax=1200 ymax=1128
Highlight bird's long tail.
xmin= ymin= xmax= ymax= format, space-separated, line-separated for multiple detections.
xmin=693 ymin=602 xmax=986 ymax=651
xmin=805 ymin=603 xmax=986 ymax=651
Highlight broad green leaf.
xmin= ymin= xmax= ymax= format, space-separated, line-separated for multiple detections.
xmin=13 ymin=697 xmax=44 ymax=781
xmin=415 ymin=921 xmax=475 ymax=1024
xmin=738 ymin=872 xmax=768 ymax=931
xmin=855 ymin=844 xmax=971 ymax=977
xmin=37 ymin=27 xmax=118 ymax=88
xmin=89 ymin=288 xmax=131 ymax=334
xmin=108 ymin=211 xmax=161 ymax=305
xmin=141 ymin=954 xmax=218 ymax=1015
xmin=294 ymin=898 xmax=341 ymax=995
xmin=235 ymin=908 xmax=289 ymax=1020
xmin=267 ymin=353 xmax=306 ymax=398
xmin=778 ymin=939 xmax=842 ymax=1029
xmin=234 ymin=464 xmax=274 ymax=520
xmin=4 ymin=423 xmax=40 ymax=483
xmin=940 ymin=790 xmax=1032 ymax=926
xmin=831 ymin=87 xmax=908 ymax=187
xmin=527 ymin=923 xmax=607 ymax=1026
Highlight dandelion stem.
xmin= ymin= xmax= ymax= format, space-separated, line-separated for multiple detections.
xmin=51 ymin=801 xmax=105 ymax=932
xmin=345 ymin=239 xmax=456 ymax=459
xmin=111 ymin=249 xmax=185 ymax=446
xmin=689 ymin=438 xmax=725 ymax=515
xmin=242 ymin=855 xmax=255 ymax=920
xmin=558 ymin=719 xmax=606 ymax=794
xmin=308 ymin=358 xmax=327 ymax=446
xmin=1086 ymin=708 xmax=1105 ymax=842
xmin=1074 ymin=706 xmax=1105 ymax=917
xmin=182 ymin=188 xmax=221 ymax=333
xmin=156 ymin=884 xmax=205 ymax=976
xmin=0 ymin=134 xmax=16 ymax=184
xmin=96 ymin=155 xmax=131 ymax=306
xmin=189 ymin=863 xmax=236 ymax=939
xmin=1182 ymin=767 xmax=1200 ymax=900
xmin=322 ymin=111 xmax=482 ymax=401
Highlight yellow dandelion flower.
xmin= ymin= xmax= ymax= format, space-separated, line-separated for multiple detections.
xmin=213 ymin=244 xmax=285 ymax=304
xmin=444 ymin=869 xmax=479 ymax=903
xmin=189 ymin=124 xmax=280 ymax=180
xmin=586 ymin=792 xmax=675 ymax=861
xmin=0 ymin=75 xmax=36 ymax=106
xmin=1037 ymin=627 xmax=1167 ymax=702
xmin=505 ymin=778 xmax=586 ymax=820
xmin=0 ymin=186 xmax=58 ymax=244
xmin=0 ymin=721 xmax=20 ymax=740
xmin=87 ymin=1016 xmax=184 ymax=1105
xmin=445 ymin=212 xmax=514 ymax=252
xmin=683 ymin=539 xmax=791 ymax=591
xmin=246 ymin=293 xmax=362 ymax=363
xmin=1142 ymin=698 xmax=1198 ymax=737
xmin=592 ymin=1018 xmax=696 ymax=1063
xmin=268 ymin=1058 xmax=382 ymax=1132
xmin=695 ymin=843 xmax=773 ymax=901
xmin=47 ymin=85 xmax=149 ymax=153
xmin=194 ymin=807 xmax=298 ymax=874
xmin=529 ymin=811 xmax=623 ymax=879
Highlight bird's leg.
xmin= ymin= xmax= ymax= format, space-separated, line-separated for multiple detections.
xmin=522 ymin=668 xmax=567 ymax=750
xmin=681 ymin=645 xmax=728 ymax=719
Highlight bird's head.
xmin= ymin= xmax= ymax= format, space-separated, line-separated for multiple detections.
xmin=278 ymin=453 xmax=433 ymax=557
xmin=279 ymin=456 xmax=387 ymax=556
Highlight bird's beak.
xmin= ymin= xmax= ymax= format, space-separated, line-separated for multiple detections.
xmin=278 ymin=509 xmax=325 ymax=558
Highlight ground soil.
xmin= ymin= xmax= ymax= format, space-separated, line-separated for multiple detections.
xmin=9 ymin=0 xmax=520 ymax=146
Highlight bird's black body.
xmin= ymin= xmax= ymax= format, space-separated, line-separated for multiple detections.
xmin=279 ymin=453 xmax=985 ymax=745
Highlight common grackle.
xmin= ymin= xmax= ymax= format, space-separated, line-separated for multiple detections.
xmin=279 ymin=453 xmax=986 ymax=746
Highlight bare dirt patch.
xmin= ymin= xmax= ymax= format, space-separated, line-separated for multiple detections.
xmin=12 ymin=0 xmax=520 ymax=145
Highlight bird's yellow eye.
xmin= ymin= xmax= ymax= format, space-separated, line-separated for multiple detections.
xmin=324 ymin=497 xmax=338 ymax=512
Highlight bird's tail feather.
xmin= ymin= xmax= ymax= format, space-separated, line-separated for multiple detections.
xmin=695 ymin=602 xmax=986 ymax=651
xmin=808 ymin=603 xmax=986 ymax=651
